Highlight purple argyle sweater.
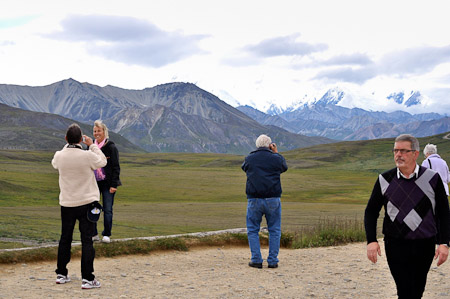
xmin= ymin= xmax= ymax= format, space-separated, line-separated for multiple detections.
xmin=365 ymin=166 xmax=450 ymax=244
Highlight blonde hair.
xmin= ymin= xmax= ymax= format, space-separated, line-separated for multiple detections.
xmin=94 ymin=120 xmax=109 ymax=139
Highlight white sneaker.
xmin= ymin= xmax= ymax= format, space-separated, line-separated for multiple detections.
xmin=56 ymin=274 xmax=71 ymax=284
xmin=102 ymin=236 xmax=111 ymax=243
xmin=92 ymin=235 xmax=100 ymax=242
xmin=81 ymin=279 xmax=101 ymax=289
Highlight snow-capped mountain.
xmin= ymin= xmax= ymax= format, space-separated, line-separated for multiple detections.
xmin=266 ymin=104 xmax=286 ymax=116
xmin=264 ymin=87 xmax=431 ymax=117
xmin=387 ymin=91 xmax=405 ymax=104
xmin=387 ymin=90 xmax=427 ymax=107
xmin=314 ymin=88 xmax=345 ymax=106
xmin=404 ymin=91 xmax=424 ymax=107
xmin=236 ymin=87 xmax=448 ymax=141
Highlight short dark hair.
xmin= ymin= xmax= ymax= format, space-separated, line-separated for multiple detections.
xmin=66 ymin=123 xmax=82 ymax=144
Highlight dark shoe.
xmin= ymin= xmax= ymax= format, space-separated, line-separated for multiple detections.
xmin=268 ymin=263 xmax=278 ymax=268
xmin=248 ymin=262 xmax=263 ymax=269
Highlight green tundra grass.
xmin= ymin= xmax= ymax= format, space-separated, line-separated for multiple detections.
xmin=1 ymin=133 xmax=449 ymax=245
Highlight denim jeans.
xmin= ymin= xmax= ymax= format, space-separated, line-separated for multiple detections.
xmin=56 ymin=203 xmax=96 ymax=281
xmin=246 ymin=197 xmax=281 ymax=264
xmin=94 ymin=180 xmax=115 ymax=237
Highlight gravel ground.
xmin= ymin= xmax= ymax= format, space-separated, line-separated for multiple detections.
xmin=1 ymin=241 xmax=449 ymax=298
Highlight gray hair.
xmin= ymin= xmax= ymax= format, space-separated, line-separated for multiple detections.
xmin=423 ymin=143 xmax=437 ymax=155
xmin=94 ymin=120 xmax=109 ymax=139
xmin=255 ymin=134 xmax=272 ymax=148
xmin=395 ymin=134 xmax=420 ymax=151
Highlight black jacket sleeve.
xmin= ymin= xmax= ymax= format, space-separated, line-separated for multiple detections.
xmin=108 ymin=143 xmax=121 ymax=188
xmin=364 ymin=178 xmax=384 ymax=244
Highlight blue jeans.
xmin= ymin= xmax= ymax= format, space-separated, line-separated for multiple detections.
xmin=94 ymin=181 xmax=115 ymax=237
xmin=246 ymin=197 xmax=281 ymax=264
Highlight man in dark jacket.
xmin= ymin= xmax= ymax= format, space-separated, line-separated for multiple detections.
xmin=242 ymin=134 xmax=288 ymax=269
xmin=365 ymin=134 xmax=450 ymax=298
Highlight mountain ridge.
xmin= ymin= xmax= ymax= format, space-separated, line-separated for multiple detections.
xmin=0 ymin=79 xmax=332 ymax=154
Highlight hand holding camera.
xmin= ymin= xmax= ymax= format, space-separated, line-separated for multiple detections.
xmin=269 ymin=142 xmax=278 ymax=153
xmin=82 ymin=135 xmax=94 ymax=147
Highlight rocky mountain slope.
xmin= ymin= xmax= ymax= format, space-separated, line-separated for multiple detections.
xmin=0 ymin=79 xmax=332 ymax=153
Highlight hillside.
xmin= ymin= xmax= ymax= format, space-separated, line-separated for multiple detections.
xmin=283 ymin=131 xmax=450 ymax=173
xmin=1 ymin=130 xmax=449 ymax=249
xmin=0 ymin=103 xmax=144 ymax=153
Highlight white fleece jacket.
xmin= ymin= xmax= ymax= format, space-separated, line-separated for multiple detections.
xmin=52 ymin=144 xmax=107 ymax=207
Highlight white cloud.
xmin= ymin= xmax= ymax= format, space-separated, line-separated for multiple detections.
xmin=44 ymin=14 xmax=208 ymax=67
xmin=243 ymin=33 xmax=328 ymax=58
xmin=378 ymin=45 xmax=450 ymax=76
xmin=310 ymin=53 xmax=373 ymax=67
xmin=0 ymin=0 xmax=449 ymax=114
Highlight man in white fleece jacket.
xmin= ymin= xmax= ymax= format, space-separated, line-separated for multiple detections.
xmin=52 ymin=123 xmax=107 ymax=289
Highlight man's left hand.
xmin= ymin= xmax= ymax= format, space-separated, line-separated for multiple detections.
xmin=435 ymin=244 xmax=449 ymax=266
xmin=110 ymin=187 xmax=117 ymax=194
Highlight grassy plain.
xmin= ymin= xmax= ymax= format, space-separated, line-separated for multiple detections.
xmin=1 ymin=133 xmax=449 ymax=246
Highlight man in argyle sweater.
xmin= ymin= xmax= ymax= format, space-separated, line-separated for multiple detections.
xmin=365 ymin=134 xmax=450 ymax=299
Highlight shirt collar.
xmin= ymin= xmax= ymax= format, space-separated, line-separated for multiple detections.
xmin=397 ymin=164 xmax=419 ymax=179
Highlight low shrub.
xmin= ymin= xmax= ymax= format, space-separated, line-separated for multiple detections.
xmin=291 ymin=217 xmax=365 ymax=249
xmin=0 ymin=219 xmax=365 ymax=264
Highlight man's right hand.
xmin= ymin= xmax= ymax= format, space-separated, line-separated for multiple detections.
xmin=269 ymin=143 xmax=278 ymax=153
xmin=367 ymin=242 xmax=381 ymax=263
xmin=82 ymin=135 xmax=94 ymax=147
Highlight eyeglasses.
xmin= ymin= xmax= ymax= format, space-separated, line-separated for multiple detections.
xmin=392 ymin=149 xmax=415 ymax=154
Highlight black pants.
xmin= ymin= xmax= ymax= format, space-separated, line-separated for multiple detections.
xmin=55 ymin=203 xmax=96 ymax=281
xmin=384 ymin=237 xmax=435 ymax=299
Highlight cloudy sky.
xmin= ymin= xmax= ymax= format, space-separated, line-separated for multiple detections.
xmin=1 ymin=0 xmax=450 ymax=114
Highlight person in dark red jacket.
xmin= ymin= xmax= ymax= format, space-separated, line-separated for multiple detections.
xmin=242 ymin=134 xmax=288 ymax=269
xmin=91 ymin=120 xmax=122 ymax=243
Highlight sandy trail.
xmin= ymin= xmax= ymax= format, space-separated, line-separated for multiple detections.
xmin=1 ymin=242 xmax=449 ymax=298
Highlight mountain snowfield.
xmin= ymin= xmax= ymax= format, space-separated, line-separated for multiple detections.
xmin=235 ymin=86 xmax=449 ymax=141
xmin=244 ymin=86 xmax=439 ymax=117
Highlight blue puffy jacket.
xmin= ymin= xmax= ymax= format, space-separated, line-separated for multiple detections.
xmin=242 ymin=147 xmax=288 ymax=199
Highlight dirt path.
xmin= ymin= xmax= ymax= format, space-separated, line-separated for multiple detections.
xmin=1 ymin=242 xmax=449 ymax=298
